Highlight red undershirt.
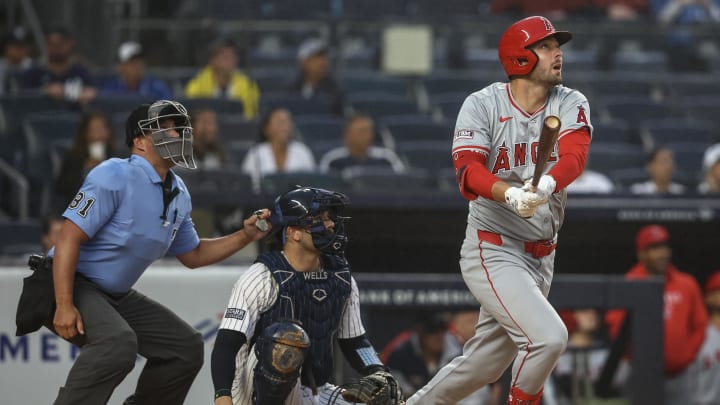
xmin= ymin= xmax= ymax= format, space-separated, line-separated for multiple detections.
xmin=454 ymin=128 xmax=591 ymax=200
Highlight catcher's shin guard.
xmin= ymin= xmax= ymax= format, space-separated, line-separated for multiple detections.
xmin=252 ymin=321 xmax=310 ymax=405
xmin=508 ymin=386 xmax=543 ymax=405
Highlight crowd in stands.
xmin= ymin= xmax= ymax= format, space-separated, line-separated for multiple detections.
xmin=1 ymin=10 xmax=719 ymax=220
xmin=0 ymin=4 xmax=719 ymax=403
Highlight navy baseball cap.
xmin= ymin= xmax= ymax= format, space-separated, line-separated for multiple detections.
xmin=1 ymin=27 xmax=29 ymax=49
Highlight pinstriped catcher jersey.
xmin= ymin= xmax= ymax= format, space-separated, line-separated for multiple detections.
xmin=218 ymin=257 xmax=366 ymax=404
xmin=452 ymin=82 xmax=593 ymax=241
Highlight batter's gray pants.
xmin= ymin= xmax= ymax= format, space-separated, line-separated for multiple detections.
xmin=45 ymin=277 xmax=204 ymax=405
xmin=407 ymin=226 xmax=568 ymax=404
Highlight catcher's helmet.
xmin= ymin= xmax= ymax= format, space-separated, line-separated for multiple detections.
xmin=273 ymin=186 xmax=350 ymax=255
xmin=498 ymin=16 xmax=572 ymax=78
xmin=125 ymin=100 xmax=196 ymax=169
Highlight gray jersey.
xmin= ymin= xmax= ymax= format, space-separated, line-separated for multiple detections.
xmin=452 ymin=82 xmax=592 ymax=241
xmin=693 ymin=324 xmax=720 ymax=404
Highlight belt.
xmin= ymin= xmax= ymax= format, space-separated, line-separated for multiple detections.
xmin=476 ymin=230 xmax=556 ymax=258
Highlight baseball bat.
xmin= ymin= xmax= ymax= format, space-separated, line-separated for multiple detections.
xmin=531 ymin=115 xmax=561 ymax=189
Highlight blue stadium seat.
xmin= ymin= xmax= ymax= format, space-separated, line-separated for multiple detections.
xmin=250 ymin=68 xmax=295 ymax=92
xmin=587 ymin=143 xmax=646 ymax=173
xmin=179 ymin=98 xmax=246 ymax=115
xmin=677 ymin=96 xmax=720 ymax=132
xmin=216 ymin=115 xmax=259 ymax=145
xmin=177 ymin=167 xmax=253 ymax=193
xmin=592 ymin=120 xmax=635 ymax=144
xmin=0 ymin=95 xmax=74 ymax=137
xmin=603 ymin=96 xmax=675 ymax=123
xmin=261 ymin=172 xmax=348 ymax=194
xmin=0 ymin=219 xmax=42 ymax=255
xmin=665 ymin=142 xmax=710 ymax=176
xmin=343 ymin=166 xmax=432 ymax=193
xmin=381 ymin=115 xmax=453 ymax=145
xmin=431 ymin=92 xmax=467 ymax=120
xmin=261 ymin=92 xmax=335 ymax=116
xmin=22 ymin=112 xmax=82 ymax=177
xmin=294 ymin=115 xmax=345 ymax=143
xmin=90 ymin=95 xmax=154 ymax=116
xmin=422 ymin=76 xmax=486 ymax=97
xmin=398 ymin=141 xmax=452 ymax=171
xmin=349 ymin=93 xmax=419 ymax=118
xmin=608 ymin=167 xmax=648 ymax=190
xmin=639 ymin=118 xmax=715 ymax=149
xmin=338 ymin=74 xmax=409 ymax=95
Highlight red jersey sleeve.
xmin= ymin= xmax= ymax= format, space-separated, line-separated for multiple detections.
xmin=453 ymin=150 xmax=501 ymax=200
xmin=548 ymin=128 xmax=591 ymax=191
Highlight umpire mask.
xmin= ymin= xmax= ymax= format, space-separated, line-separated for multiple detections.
xmin=137 ymin=100 xmax=196 ymax=169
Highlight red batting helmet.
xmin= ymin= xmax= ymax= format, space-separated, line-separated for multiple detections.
xmin=498 ymin=16 xmax=572 ymax=77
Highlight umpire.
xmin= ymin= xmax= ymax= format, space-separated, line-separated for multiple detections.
xmin=16 ymin=99 xmax=271 ymax=405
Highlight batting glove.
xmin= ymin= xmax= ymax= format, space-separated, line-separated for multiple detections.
xmin=523 ymin=175 xmax=556 ymax=199
xmin=505 ymin=187 xmax=544 ymax=218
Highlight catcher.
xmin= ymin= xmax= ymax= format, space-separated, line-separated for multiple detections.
xmin=210 ymin=186 xmax=404 ymax=405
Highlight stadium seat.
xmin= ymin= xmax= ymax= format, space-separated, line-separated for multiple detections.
xmin=294 ymin=115 xmax=345 ymax=144
xmin=22 ymin=112 xmax=82 ymax=180
xmin=608 ymin=167 xmax=648 ymax=190
xmin=0 ymin=219 xmax=42 ymax=255
xmin=250 ymin=68 xmax=295 ymax=92
xmin=639 ymin=118 xmax=715 ymax=149
xmin=603 ymin=96 xmax=675 ymax=123
xmin=348 ymin=93 xmax=419 ymax=119
xmin=261 ymin=172 xmax=348 ymax=195
xmin=0 ymin=94 xmax=74 ymax=137
xmin=261 ymin=92 xmax=335 ymax=116
xmin=399 ymin=141 xmax=452 ymax=171
xmin=381 ymin=115 xmax=453 ymax=146
xmin=665 ymin=142 xmax=711 ymax=176
xmin=216 ymin=115 xmax=259 ymax=145
xmin=677 ymin=96 xmax=720 ymax=132
xmin=587 ymin=143 xmax=646 ymax=173
xmin=179 ymin=98 xmax=246 ymax=115
xmin=343 ymin=166 xmax=432 ymax=193
xmin=431 ymin=92 xmax=467 ymax=120
xmin=177 ymin=167 xmax=253 ymax=193
xmin=591 ymin=120 xmax=635 ymax=144
xmin=338 ymin=74 xmax=409 ymax=95
xmin=90 ymin=95 xmax=154 ymax=116
xmin=422 ymin=76 xmax=486 ymax=97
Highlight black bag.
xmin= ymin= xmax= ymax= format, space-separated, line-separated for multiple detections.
xmin=15 ymin=254 xmax=56 ymax=336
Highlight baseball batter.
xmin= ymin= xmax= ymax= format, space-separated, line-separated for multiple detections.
xmin=406 ymin=16 xmax=593 ymax=405
xmin=211 ymin=187 xmax=402 ymax=405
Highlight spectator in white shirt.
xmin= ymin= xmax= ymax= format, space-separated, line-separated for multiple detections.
xmin=630 ymin=147 xmax=686 ymax=195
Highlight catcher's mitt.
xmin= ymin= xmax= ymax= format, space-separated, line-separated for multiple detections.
xmin=341 ymin=370 xmax=404 ymax=405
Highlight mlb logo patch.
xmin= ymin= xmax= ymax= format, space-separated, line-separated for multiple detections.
xmin=455 ymin=129 xmax=474 ymax=140
xmin=225 ymin=308 xmax=246 ymax=320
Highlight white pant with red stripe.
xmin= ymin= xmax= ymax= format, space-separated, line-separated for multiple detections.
xmin=406 ymin=225 xmax=567 ymax=405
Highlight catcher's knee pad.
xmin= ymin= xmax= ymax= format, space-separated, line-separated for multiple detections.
xmin=252 ymin=320 xmax=311 ymax=405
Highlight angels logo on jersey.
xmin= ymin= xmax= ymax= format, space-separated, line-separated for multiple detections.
xmin=576 ymin=105 xmax=588 ymax=125
xmin=491 ymin=141 xmax=558 ymax=174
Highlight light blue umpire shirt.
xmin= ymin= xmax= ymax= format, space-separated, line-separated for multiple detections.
xmin=49 ymin=154 xmax=200 ymax=294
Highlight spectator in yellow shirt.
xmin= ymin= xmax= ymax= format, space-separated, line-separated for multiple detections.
xmin=184 ymin=39 xmax=259 ymax=118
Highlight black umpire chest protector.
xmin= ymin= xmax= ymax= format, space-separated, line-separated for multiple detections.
xmin=252 ymin=251 xmax=353 ymax=386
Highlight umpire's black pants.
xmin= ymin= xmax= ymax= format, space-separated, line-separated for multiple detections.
xmin=45 ymin=277 xmax=204 ymax=405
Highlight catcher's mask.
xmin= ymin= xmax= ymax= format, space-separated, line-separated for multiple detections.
xmin=272 ymin=186 xmax=350 ymax=255
xmin=125 ymin=100 xmax=197 ymax=169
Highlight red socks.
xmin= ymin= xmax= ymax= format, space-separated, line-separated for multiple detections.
xmin=508 ymin=386 xmax=543 ymax=405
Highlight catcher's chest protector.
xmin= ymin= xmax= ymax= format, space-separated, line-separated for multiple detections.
xmin=253 ymin=252 xmax=352 ymax=386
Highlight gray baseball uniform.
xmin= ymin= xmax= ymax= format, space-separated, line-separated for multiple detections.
xmin=407 ymin=82 xmax=592 ymax=405
xmin=691 ymin=324 xmax=720 ymax=404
